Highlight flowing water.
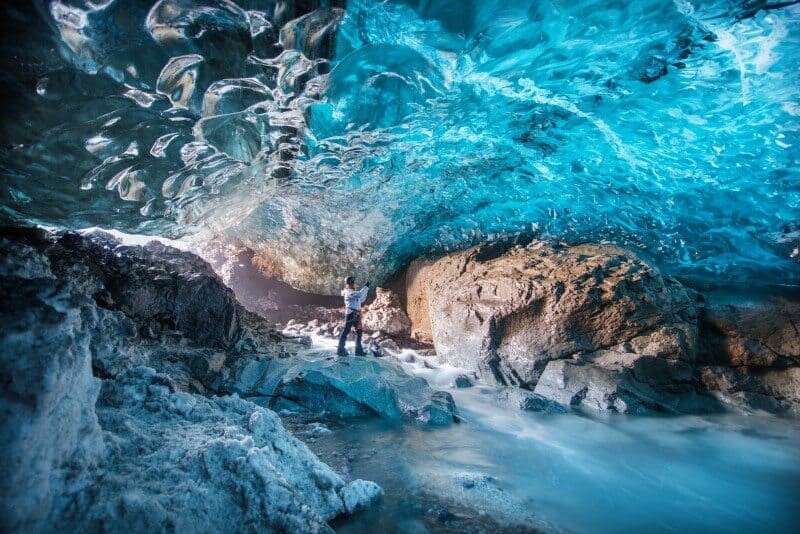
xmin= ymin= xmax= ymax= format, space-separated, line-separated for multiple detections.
xmin=295 ymin=336 xmax=800 ymax=533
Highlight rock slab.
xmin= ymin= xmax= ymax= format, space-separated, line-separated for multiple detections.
xmin=218 ymin=351 xmax=457 ymax=425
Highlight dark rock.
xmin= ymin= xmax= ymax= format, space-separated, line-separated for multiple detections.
xmin=0 ymin=228 xmax=293 ymax=383
xmin=496 ymin=387 xmax=568 ymax=413
xmin=454 ymin=375 xmax=473 ymax=388
xmin=41 ymin=231 xmax=244 ymax=350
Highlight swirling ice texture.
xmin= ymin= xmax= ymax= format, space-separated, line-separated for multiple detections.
xmin=1 ymin=0 xmax=799 ymax=292
xmin=240 ymin=0 xmax=800 ymax=291
xmin=1 ymin=0 xmax=343 ymax=233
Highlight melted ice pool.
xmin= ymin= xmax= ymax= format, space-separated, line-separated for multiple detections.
xmin=292 ymin=335 xmax=800 ymax=533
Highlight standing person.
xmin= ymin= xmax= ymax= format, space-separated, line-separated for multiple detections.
xmin=336 ymin=276 xmax=369 ymax=357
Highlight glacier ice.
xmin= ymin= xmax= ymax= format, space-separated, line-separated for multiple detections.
xmin=1 ymin=0 xmax=799 ymax=293
xmin=4 ymin=3 xmax=798 ymax=527
xmin=219 ymin=347 xmax=457 ymax=425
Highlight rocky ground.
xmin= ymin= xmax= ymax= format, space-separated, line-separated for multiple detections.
xmin=0 ymin=227 xmax=452 ymax=532
xmin=279 ymin=241 xmax=800 ymax=416
xmin=2 ymin=226 xmax=798 ymax=531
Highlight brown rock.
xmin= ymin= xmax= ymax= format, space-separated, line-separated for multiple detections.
xmin=404 ymin=241 xmax=698 ymax=394
xmin=362 ymin=288 xmax=412 ymax=336
xmin=694 ymin=298 xmax=800 ymax=414
xmin=698 ymin=299 xmax=800 ymax=368
xmin=699 ymin=366 xmax=800 ymax=415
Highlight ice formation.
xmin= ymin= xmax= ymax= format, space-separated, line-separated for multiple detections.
xmin=1 ymin=0 xmax=798 ymax=292
xmin=1 ymin=1 xmax=800 ymax=532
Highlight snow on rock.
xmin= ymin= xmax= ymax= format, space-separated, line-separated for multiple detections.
xmin=89 ymin=367 xmax=345 ymax=532
xmin=341 ymin=479 xmax=383 ymax=515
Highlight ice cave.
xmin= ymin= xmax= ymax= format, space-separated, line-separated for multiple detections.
xmin=1 ymin=0 xmax=799 ymax=532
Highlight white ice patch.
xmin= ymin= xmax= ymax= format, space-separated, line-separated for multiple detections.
xmin=77 ymin=227 xmax=191 ymax=251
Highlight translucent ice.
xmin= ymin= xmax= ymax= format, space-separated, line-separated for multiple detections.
xmin=1 ymin=1 xmax=798 ymax=292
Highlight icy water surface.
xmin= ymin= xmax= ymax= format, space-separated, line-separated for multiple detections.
xmin=298 ymin=337 xmax=800 ymax=533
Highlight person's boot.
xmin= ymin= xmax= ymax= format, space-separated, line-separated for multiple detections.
xmin=354 ymin=330 xmax=366 ymax=356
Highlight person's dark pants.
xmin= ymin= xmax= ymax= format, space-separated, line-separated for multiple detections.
xmin=337 ymin=310 xmax=364 ymax=355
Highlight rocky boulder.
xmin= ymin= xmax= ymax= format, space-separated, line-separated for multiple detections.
xmin=361 ymin=287 xmax=412 ymax=336
xmin=696 ymin=298 xmax=800 ymax=415
xmin=91 ymin=367 xmax=351 ymax=532
xmin=45 ymin=231 xmax=243 ymax=349
xmin=217 ymin=351 xmax=457 ymax=425
xmin=404 ymin=241 xmax=698 ymax=406
xmin=404 ymin=240 xmax=800 ymax=415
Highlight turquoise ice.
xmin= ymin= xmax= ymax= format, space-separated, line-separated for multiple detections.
xmin=1 ymin=0 xmax=798 ymax=288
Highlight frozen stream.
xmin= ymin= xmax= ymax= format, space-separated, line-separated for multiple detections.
xmin=284 ymin=334 xmax=800 ymax=533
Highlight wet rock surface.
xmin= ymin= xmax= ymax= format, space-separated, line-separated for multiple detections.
xmin=495 ymin=387 xmax=568 ymax=414
xmin=0 ymin=227 xmax=380 ymax=531
xmin=218 ymin=350 xmax=457 ymax=425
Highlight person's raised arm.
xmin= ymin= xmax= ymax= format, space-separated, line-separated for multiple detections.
xmin=358 ymin=282 xmax=370 ymax=302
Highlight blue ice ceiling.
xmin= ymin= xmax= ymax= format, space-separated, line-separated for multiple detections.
xmin=1 ymin=0 xmax=799 ymax=291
